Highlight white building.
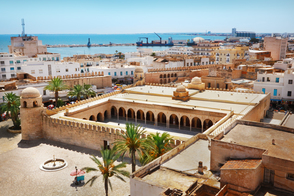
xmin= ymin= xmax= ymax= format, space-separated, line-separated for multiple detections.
xmin=0 ymin=53 xmax=61 ymax=80
xmin=254 ymin=69 xmax=294 ymax=101
xmin=21 ymin=61 xmax=80 ymax=78
xmin=165 ymin=47 xmax=194 ymax=55
xmin=89 ymin=65 xmax=136 ymax=79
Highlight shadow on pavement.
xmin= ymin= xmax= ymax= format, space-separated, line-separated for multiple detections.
xmin=0 ymin=120 xmax=17 ymax=139
xmin=17 ymin=138 xmax=141 ymax=167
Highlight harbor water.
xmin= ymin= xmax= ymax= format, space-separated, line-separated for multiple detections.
xmin=0 ymin=34 xmax=226 ymax=58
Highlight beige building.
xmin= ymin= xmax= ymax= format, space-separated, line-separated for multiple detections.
xmin=215 ymin=46 xmax=249 ymax=64
xmin=264 ymin=37 xmax=288 ymax=60
xmin=8 ymin=36 xmax=47 ymax=57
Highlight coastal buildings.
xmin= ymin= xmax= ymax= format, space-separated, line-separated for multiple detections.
xmin=232 ymin=28 xmax=256 ymax=38
xmin=264 ymin=37 xmax=288 ymax=60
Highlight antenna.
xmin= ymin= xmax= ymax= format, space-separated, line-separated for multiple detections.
xmin=21 ymin=18 xmax=25 ymax=36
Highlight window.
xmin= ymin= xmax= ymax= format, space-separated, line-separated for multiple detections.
xmin=52 ymin=57 xmax=54 ymax=60
xmin=0 ymin=61 xmax=4 ymax=65
xmin=208 ymin=83 xmax=211 ymax=88
xmin=31 ymin=70 xmax=35 ymax=74
xmin=17 ymin=67 xmax=21 ymax=70
xmin=11 ymin=74 xmax=15 ymax=78
xmin=262 ymin=88 xmax=265 ymax=94
xmin=288 ymin=91 xmax=292 ymax=97
xmin=43 ymin=58 xmax=46 ymax=61
xmin=216 ymin=83 xmax=219 ymax=88
xmin=2 ymin=74 xmax=6 ymax=79
xmin=56 ymin=69 xmax=60 ymax=73
xmin=126 ymin=71 xmax=128 ymax=75
xmin=262 ymin=77 xmax=265 ymax=82
xmin=9 ymin=61 xmax=13 ymax=65
xmin=39 ymin=69 xmax=43 ymax=74
xmin=56 ymin=57 xmax=59 ymax=61
xmin=16 ymin=60 xmax=20 ymax=64
xmin=114 ymin=72 xmax=117 ymax=76
xmin=43 ymin=90 xmax=46 ymax=95
xmin=273 ymin=89 xmax=277 ymax=96
xmin=10 ymin=67 xmax=14 ymax=71
xmin=1 ymin=68 xmax=5 ymax=72
xmin=131 ymin=71 xmax=133 ymax=75
xmin=65 ymin=69 xmax=69 ymax=72
xmin=120 ymin=71 xmax=122 ymax=76
xmin=23 ymin=60 xmax=27 ymax=62
xmin=267 ymin=77 xmax=270 ymax=82
xmin=286 ymin=173 xmax=294 ymax=181
xmin=275 ymin=78 xmax=279 ymax=83
xmin=288 ymin=80 xmax=293 ymax=84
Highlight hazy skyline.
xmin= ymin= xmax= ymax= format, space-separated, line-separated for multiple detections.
xmin=0 ymin=0 xmax=294 ymax=34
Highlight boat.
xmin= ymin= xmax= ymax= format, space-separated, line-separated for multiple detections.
xmin=136 ymin=32 xmax=174 ymax=46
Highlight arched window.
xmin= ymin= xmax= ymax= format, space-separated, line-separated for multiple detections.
xmin=23 ymin=101 xmax=27 ymax=108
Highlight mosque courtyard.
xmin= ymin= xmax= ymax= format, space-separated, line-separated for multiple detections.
xmin=0 ymin=120 xmax=133 ymax=196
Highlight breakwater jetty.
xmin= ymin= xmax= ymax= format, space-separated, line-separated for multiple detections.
xmin=46 ymin=43 xmax=136 ymax=48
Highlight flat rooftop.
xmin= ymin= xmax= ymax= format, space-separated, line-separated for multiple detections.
xmin=140 ymin=139 xmax=220 ymax=192
xmin=221 ymin=124 xmax=294 ymax=161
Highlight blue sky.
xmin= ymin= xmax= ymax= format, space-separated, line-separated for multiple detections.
xmin=0 ymin=0 xmax=294 ymax=34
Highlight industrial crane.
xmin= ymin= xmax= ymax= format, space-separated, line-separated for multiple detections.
xmin=154 ymin=32 xmax=162 ymax=44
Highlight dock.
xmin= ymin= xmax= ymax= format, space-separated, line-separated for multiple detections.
xmin=46 ymin=43 xmax=136 ymax=48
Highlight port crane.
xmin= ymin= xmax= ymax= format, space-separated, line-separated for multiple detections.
xmin=154 ymin=32 xmax=162 ymax=44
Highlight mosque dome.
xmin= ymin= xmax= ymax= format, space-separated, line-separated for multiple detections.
xmin=176 ymin=85 xmax=187 ymax=92
xmin=21 ymin=87 xmax=40 ymax=98
xmin=193 ymin=37 xmax=205 ymax=43
xmin=191 ymin=77 xmax=202 ymax=85
xmin=135 ymin=67 xmax=144 ymax=73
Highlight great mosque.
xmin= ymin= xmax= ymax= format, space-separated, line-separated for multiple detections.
xmin=20 ymin=66 xmax=270 ymax=151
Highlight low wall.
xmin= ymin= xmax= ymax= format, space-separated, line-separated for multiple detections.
xmin=42 ymin=116 xmax=183 ymax=152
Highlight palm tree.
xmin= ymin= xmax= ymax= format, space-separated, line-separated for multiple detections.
xmin=141 ymin=132 xmax=173 ymax=165
xmin=114 ymin=123 xmax=150 ymax=173
xmin=82 ymin=147 xmax=130 ymax=196
xmin=68 ymin=84 xmax=83 ymax=101
xmin=44 ymin=78 xmax=68 ymax=107
xmin=0 ymin=92 xmax=21 ymax=129
xmin=83 ymin=83 xmax=96 ymax=99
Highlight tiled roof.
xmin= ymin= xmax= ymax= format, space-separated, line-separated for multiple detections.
xmin=221 ymin=159 xmax=262 ymax=170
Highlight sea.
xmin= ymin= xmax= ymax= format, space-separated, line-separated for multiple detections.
xmin=0 ymin=33 xmax=226 ymax=59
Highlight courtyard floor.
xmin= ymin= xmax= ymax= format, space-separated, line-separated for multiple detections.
xmin=0 ymin=120 xmax=135 ymax=196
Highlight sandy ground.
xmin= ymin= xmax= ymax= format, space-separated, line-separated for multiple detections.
xmin=0 ymin=120 xmax=138 ymax=196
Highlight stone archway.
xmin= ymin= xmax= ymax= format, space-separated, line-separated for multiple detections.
xmin=157 ymin=112 xmax=166 ymax=126
xmin=192 ymin=117 xmax=202 ymax=132
xmin=146 ymin=111 xmax=155 ymax=125
xmin=97 ymin=113 xmax=103 ymax=122
xmin=111 ymin=106 xmax=117 ymax=118
xmin=89 ymin=115 xmax=95 ymax=121
xmin=203 ymin=119 xmax=213 ymax=131
xmin=137 ymin=110 xmax=145 ymax=122
xmin=119 ymin=107 xmax=126 ymax=120
xmin=180 ymin=115 xmax=190 ymax=128
xmin=128 ymin=108 xmax=135 ymax=121
xmin=169 ymin=114 xmax=179 ymax=128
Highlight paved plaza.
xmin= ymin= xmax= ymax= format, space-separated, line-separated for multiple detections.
xmin=0 ymin=120 xmax=135 ymax=196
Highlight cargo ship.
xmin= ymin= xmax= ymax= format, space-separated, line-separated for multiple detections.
xmin=136 ymin=32 xmax=174 ymax=46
